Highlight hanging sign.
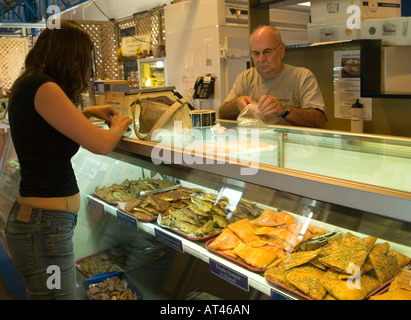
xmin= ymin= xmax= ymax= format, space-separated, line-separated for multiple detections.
xmin=121 ymin=35 xmax=151 ymax=57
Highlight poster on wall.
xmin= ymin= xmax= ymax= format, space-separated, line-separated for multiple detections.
xmin=333 ymin=50 xmax=372 ymax=120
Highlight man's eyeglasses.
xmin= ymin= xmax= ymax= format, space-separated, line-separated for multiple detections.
xmin=250 ymin=43 xmax=282 ymax=58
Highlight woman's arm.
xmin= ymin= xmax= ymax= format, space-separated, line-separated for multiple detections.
xmin=34 ymin=82 xmax=132 ymax=155
xmin=82 ymin=105 xmax=118 ymax=123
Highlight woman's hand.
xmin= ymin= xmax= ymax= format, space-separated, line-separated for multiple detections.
xmin=83 ymin=105 xmax=119 ymax=123
xmin=83 ymin=105 xmax=131 ymax=134
xmin=110 ymin=114 xmax=133 ymax=133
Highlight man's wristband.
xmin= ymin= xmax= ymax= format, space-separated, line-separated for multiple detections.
xmin=281 ymin=105 xmax=290 ymax=118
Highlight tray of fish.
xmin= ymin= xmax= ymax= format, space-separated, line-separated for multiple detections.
xmin=116 ymin=185 xmax=196 ymax=222
xmin=157 ymin=193 xmax=231 ymax=241
xmin=368 ymin=268 xmax=411 ymax=300
xmin=205 ymin=237 xmax=270 ymax=273
xmin=93 ymin=178 xmax=177 ymax=205
xmin=264 ymin=231 xmax=411 ymax=300
xmin=205 ymin=210 xmax=333 ymax=273
xmin=76 ymin=250 xmax=123 ymax=278
xmin=84 ymin=271 xmax=143 ymax=300
xmin=156 ymin=188 xmax=266 ymax=241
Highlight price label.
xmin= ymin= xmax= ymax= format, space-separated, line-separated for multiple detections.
xmin=154 ymin=228 xmax=183 ymax=253
xmin=270 ymin=288 xmax=294 ymax=300
xmin=209 ymin=259 xmax=248 ymax=292
xmin=116 ymin=210 xmax=139 ymax=230
xmin=86 ymin=195 xmax=104 ymax=214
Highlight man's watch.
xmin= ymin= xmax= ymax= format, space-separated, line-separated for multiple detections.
xmin=281 ymin=105 xmax=290 ymax=118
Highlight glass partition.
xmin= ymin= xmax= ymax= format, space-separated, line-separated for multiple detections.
xmin=125 ymin=120 xmax=411 ymax=195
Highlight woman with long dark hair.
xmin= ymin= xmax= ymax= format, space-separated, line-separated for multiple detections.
xmin=6 ymin=20 xmax=132 ymax=299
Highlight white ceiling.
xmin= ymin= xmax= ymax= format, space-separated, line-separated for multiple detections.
xmin=86 ymin=0 xmax=310 ymax=20
xmin=74 ymin=0 xmax=172 ymax=20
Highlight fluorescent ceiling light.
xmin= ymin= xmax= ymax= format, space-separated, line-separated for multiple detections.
xmin=298 ymin=2 xmax=311 ymax=6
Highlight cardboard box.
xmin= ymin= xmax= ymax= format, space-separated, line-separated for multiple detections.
xmin=361 ymin=17 xmax=411 ymax=45
xmin=307 ymin=22 xmax=361 ymax=43
xmin=311 ymin=0 xmax=401 ymax=24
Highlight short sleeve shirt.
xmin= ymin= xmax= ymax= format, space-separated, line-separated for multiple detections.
xmin=224 ymin=64 xmax=325 ymax=125
xmin=9 ymin=74 xmax=80 ymax=197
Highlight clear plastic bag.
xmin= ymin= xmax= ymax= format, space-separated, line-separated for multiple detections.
xmin=237 ymin=103 xmax=267 ymax=127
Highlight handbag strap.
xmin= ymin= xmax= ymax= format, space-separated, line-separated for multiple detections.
xmin=129 ymin=94 xmax=145 ymax=140
xmin=131 ymin=89 xmax=194 ymax=141
xmin=146 ymin=88 xmax=194 ymax=140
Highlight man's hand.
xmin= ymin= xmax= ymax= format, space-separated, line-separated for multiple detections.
xmin=218 ymin=96 xmax=254 ymax=120
xmin=236 ymin=96 xmax=255 ymax=112
xmin=258 ymin=95 xmax=285 ymax=117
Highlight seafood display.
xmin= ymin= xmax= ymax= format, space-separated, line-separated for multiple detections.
xmin=77 ymin=253 xmax=121 ymax=277
xmin=86 ymin=275 xmax=140 ymax=300
xmin=369 ymin=269 xmax=411 ymax=300
xmin=115 ymin=184 xmax=264 ymax=236
xmin=264 ymin=231 xmax=411 ymax=300
xmin=158 ymin=189 xmax=264 ymax=239
xmin=94 ymin=178 xmax=176 ymax=204
xmin=90 ymin=179 xmax=411 ymax=300
xmin=77 ymin=241 xmax=165 ymax=277
xmin=207 ymin=209 xmax=331 ymax=271
xmin=120 ymin=186 xmax=193 ymax=221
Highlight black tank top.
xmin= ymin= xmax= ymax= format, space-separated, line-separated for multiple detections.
xmin=9 ymin=74 xmax=80 ymax=197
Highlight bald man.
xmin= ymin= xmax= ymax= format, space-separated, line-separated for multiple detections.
xmin=219 ymin=26 xmax=326 ymax=128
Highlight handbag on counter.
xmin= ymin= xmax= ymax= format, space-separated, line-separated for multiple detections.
xmin=130 ymin=89 xmax=194 ymax=141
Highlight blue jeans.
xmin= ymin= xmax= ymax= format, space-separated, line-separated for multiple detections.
xmin=5 ymin=201 xmax=77 ymax=300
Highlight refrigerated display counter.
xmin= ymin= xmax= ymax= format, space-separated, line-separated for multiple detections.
xmin=1 ymin=120 xmax=410 ymax=300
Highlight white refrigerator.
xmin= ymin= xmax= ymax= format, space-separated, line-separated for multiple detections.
xmin=164 ymin=0 xmax=250 ymax=113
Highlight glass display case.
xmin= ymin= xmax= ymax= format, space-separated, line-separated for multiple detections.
xmin=1 ymin=121 xmax=410 ymax=300
xmin=72 ymin=121 xmax=410 ymax=300
xmin=138 ymin=57 xmax=167 ymax=89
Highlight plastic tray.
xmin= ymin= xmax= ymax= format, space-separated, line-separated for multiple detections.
xmin=265 ymin=262 xmax=411 ymax=301
xmin=84 ymin=271 xmax=143 ymax=300
xmin=76 ymin=250 xmax=122 ymax=278
xmin=92 ymin=192 xmax=118 ymax=205
xmin=366 ymin=264 xmax=411 ymax=300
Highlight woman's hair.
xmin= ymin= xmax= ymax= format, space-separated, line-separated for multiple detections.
xmin=10 ymin=20 xmax=93 ymax=105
